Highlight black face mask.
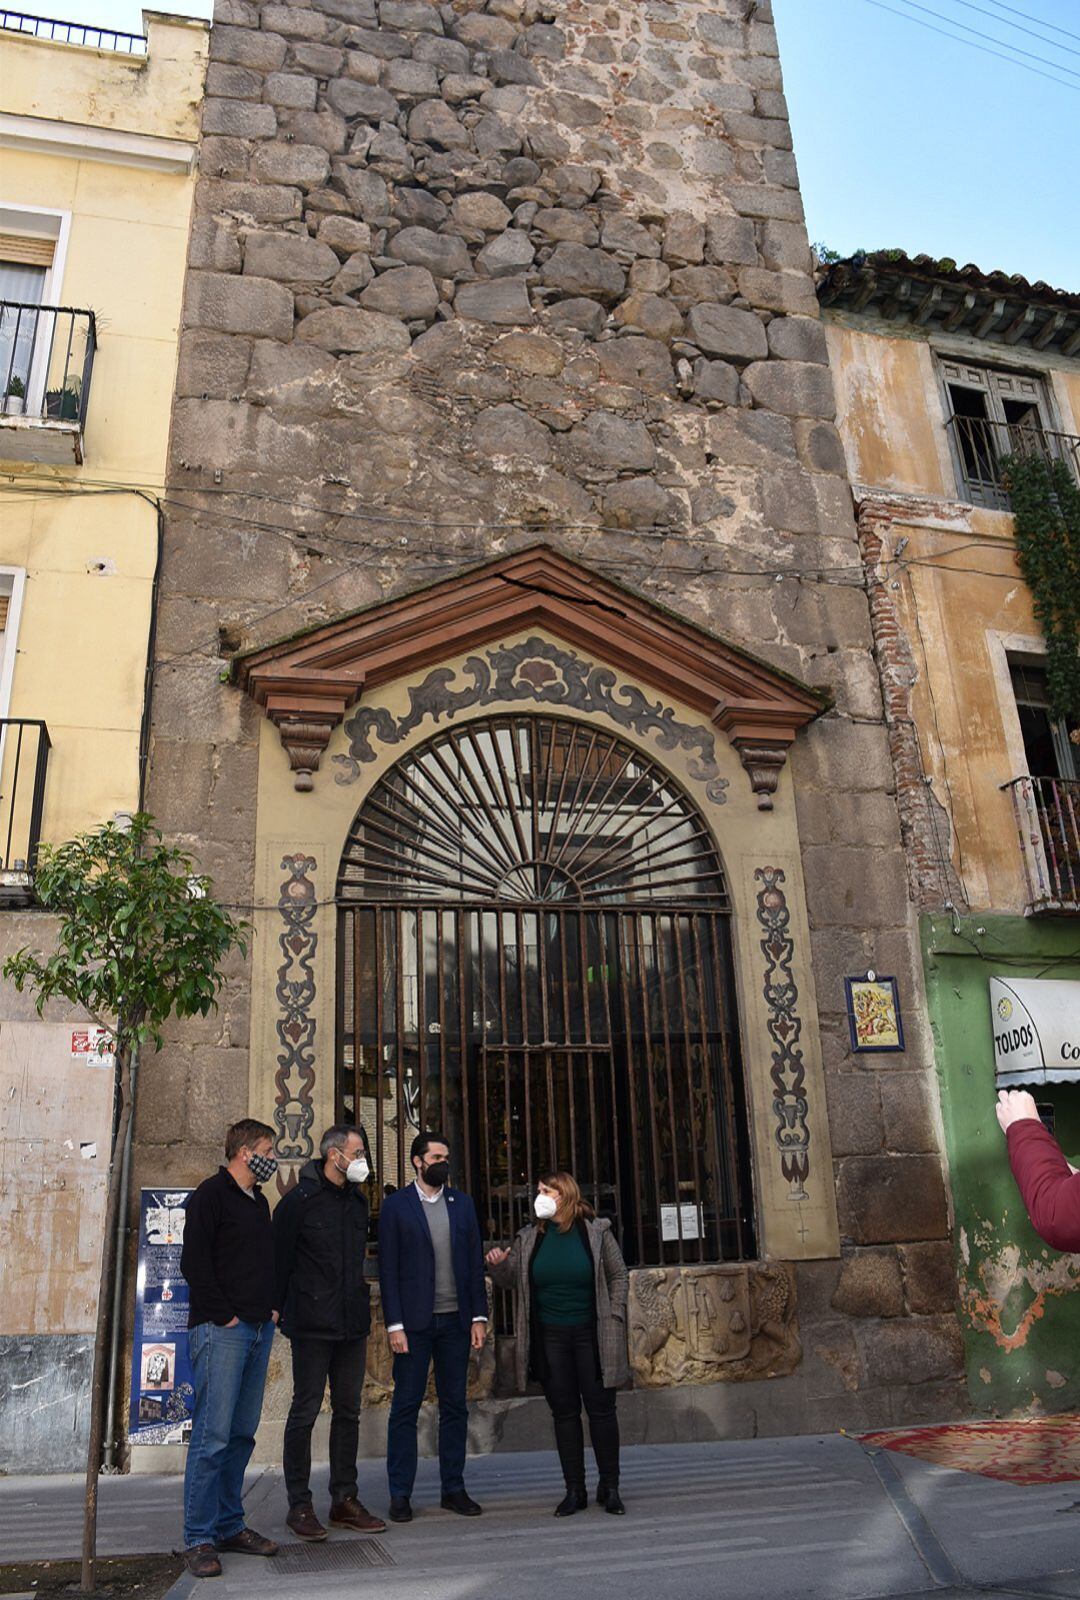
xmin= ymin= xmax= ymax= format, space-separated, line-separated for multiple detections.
xmin=421 ymin=1159 xmax=449 ymax=1188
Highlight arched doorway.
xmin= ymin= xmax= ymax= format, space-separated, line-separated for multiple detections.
xmin=336 ymin=713 xmax=756 ymax=1286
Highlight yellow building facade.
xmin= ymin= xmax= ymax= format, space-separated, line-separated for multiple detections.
xmin=821 ymin=252 xmax=1080 ymax=1417
xmin=822 ymin=258 xmax=1080 ymax=914
xmin=0 ymin=9 xmax=207 ymax=1470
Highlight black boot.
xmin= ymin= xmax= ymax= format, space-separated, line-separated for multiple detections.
xmin=552 ymin=1413 xmax=587 ymax=1515
xmin=597 ymin=1480 xmax=626 ymax=1515
xmin=555 ymin=1486 xmax=589 ymax=1517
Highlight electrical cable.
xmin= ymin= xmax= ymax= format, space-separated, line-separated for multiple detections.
xmin=12 ymin=485 xmax=1074 ymax=948
xmin=970 ymin=0 xmax=1080 ymax=46
xmin=892 ymin=0 xmax=1080 ymax=73
xmin=937 ymin=0 xmax=1080 ymax=55
xmin=860 ymin=0 xmax=1080 ymax=89
xmin=0 ymin=475 xmax=888 ymax=559
xmin=0 ymin=476 xmax=1021 ymax=580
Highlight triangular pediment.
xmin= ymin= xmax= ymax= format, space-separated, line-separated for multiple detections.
xmin=234 ymin=545 xmax=825 ymax=806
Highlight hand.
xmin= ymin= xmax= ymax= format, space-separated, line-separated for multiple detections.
xmin=485 ymin=1247 xmax=509 ymax=1266
xmin=996 ymin=1089 xmax=1041 ymax=1134
xmin=271 ymin=1309 xmax=280 ymax=1326
xmin=389 ymin=1329 xmax=409 ymax=1355
xmin=471 ymin=1321 xmax=488 ymax=1351
xmin=224 ymin=1316 xmax=239 ymax=1328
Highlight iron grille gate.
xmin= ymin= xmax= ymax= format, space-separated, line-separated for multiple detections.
xmin=334 ymin=715 xmax=756 ymax=1322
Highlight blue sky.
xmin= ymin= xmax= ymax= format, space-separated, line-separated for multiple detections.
xmin=15 ymin=0 xmax=1079 ymax=290
xmin=774 ymin=0 xmax=1079 ymax=289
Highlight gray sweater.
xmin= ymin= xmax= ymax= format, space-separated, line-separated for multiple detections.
xmin=421 ymin=1188 xmax=459 ymax=1314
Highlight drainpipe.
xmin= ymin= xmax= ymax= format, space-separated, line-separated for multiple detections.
xmin=102 ymin=495 xmax=162 ymax=1470
xmin=103 ymin=1042 xmax=138 ymax=1471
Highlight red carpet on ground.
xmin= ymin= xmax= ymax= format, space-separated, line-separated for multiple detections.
xmin=861 ymin=1415 xmax=1080 ymax=1484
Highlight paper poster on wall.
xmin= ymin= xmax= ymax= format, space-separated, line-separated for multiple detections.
xmin=71 ymin=1026 xmax=115 ymax=1068
xmin=660 ymin=1203 xmax=703 ymax=1242
xmin=128 ymin=1187 xmax=194 ymax=1444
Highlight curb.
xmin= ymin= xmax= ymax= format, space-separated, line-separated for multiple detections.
xmin=162 ymin=1569 xmax=200 ymax=1600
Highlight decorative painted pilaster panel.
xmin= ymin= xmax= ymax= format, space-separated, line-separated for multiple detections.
xmin=272 ymin=851 xmax=318 ymax=1188
xmin=754 ymin=865 xmax=810 ymax=1201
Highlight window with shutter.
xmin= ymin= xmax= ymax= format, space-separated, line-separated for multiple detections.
xmin=938 ymin=357 xmax=1062 ymax=507
xmin=0 ymin=234 xmax=55 ymax=269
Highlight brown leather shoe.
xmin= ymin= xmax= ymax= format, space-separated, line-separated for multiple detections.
xmin=216 ymin=1527 xmax=279 ymax=1556
xmin=185 ymin=1544 xmax=222 ymax=1579
xmin=329 ymin=1496 xmax=387 ymax=1533
xmin=286 ymin=1503 xmax=328 ymax=1541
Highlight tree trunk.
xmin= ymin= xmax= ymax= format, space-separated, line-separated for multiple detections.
xmin=81 ymin=1042 xmax=133 ymax=1594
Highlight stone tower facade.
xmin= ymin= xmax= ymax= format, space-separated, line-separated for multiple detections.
xmin=141 ymin=0 xmax=965 ymax=1449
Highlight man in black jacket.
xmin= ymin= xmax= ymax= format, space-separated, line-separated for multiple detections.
xmin=274 ymin=1124 xmax=386 ymax=1541
xmin=180 ymin=1118 xmax=280 ymax=1580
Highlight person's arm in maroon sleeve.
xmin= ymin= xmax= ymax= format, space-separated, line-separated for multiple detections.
xmin=997 ymin=1090 xmax=1080 ymax=1253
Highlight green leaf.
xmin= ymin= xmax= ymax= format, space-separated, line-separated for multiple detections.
xmin=0 ymin=811 xmax=249 ymax=1053
xmin=1002 ymin=454 xmax=1080 ymax=723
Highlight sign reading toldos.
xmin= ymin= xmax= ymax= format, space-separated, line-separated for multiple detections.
xmin=990 ymin=977 xmax=1080 ymax=1087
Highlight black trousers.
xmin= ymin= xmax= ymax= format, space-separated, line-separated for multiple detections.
xmin=540 ymin=1322 xmax=620 ymax=1490
xmin=283 ymin=1337 xmax=367 ymax=1509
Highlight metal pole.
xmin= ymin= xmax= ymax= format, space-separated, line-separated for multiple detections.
xmin=102 ymin=1041 xmax=138 ymax=1471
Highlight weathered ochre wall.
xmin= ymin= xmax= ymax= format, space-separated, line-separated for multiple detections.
xmin=881 ymin=511 xmax=1040 ymax=913
xmin=825 ymin=321 xmax=954 ymax=496
xmin=827 ymin=317 xmax=1078 ymax=914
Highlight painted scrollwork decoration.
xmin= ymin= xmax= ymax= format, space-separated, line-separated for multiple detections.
xmin=334 ymin=636 xmax=729 ymax=805
xmin=274 ymin=852 xmax=318 ymax=1175
xmin=754 ymin=866 xmax=810 ymax=1201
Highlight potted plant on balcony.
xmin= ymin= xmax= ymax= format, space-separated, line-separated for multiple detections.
xmin=45 ymin=375 xmax=81 ymax=421
xmin=4 ymin=374 xmax=26 ymax=415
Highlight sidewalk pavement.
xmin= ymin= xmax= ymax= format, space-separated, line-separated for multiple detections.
xmin=1 ymin=1435 xmax=1077 ymax=1600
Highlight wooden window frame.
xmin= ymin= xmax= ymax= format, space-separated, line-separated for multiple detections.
xmin=936 ymin=354 xmax=1061 ymax=508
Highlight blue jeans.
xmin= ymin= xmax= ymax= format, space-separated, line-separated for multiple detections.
xmin=386 ymin=1313 xmax=470 ymax=1498
xmin=183 ymin=1320 xmax=274 ymax=1549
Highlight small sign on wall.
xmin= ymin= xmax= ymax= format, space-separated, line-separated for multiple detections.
xmin=845 ymin=973 xmax=905 ymax=1053
xmin=660 ymin=1203 xmax=703 ymax=1242
xmin=71 ymin=1026 xmax=114 ymax=1068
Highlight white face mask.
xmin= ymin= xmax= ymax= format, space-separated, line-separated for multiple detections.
xmin=345 ymin=1156 xmax=370 ymax=1185
xmin=534 ymin=1193 xmax=558 ymax=1220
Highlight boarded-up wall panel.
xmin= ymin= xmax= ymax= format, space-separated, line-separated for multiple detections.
xmin=0 ymin=1021 xmax=113 ymax=1335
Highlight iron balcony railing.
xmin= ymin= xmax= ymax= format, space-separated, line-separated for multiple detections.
xmin=1004 ymin=774 xmax=1080 ymax=914
xmin=0 ymin=718 xmax=51 ymax=902
xmin=0 ymin=9 xmax=146 ymax=51
xmin=945 ymin=414 xmax=1080 ymax=510
xmin=1 ymin=303 xmax=96 ymax=433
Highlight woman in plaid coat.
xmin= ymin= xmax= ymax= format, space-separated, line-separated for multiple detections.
xmin=486 ymin=1171 xmax=629 ymax=1517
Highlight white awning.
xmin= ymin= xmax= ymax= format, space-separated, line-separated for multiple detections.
xmin=990 ymin=976 xmax=1080 ymax=1087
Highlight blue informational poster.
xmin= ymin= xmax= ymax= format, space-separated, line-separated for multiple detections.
xmin=128 ymin=1187 xmax=195 ymax=1445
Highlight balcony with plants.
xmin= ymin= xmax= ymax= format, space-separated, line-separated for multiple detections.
xmin=0 ymin=302 xmax=96 ymax=464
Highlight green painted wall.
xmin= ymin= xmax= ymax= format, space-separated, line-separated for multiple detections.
xmin=922 ymin=913 xmax=1080 ymax=1416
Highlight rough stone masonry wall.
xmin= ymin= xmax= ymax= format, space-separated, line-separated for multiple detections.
xmin=143 ymin=0 xmax=966 ymax=1432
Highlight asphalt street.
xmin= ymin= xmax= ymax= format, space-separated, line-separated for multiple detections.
xmin=0 ymin=1435 xmax=1076 ymax=1600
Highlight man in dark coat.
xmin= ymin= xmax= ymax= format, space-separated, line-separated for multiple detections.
xmin=274 ymin=1124 xmax=385 ymax=1540
xmin=180 ymin=1118 xmax=280 ymax=1580
xmin=378 ymin=1131 xmax=488 ymax=1523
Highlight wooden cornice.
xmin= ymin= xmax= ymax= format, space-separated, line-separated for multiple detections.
xmin=234 ymin=545 xmax=826 ymax=804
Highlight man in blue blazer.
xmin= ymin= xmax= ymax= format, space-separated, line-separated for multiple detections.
xmin=378 ymin=1131 xmax=488 ymax=1522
